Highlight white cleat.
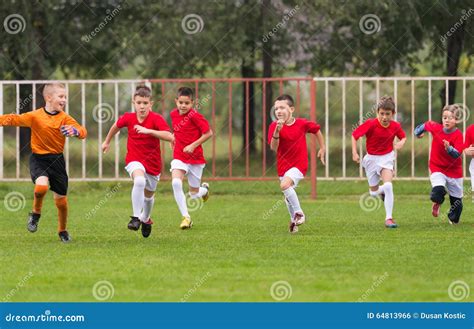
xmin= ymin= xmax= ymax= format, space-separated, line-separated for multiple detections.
xmin=294 ymin=212 xmax=306 ymax=226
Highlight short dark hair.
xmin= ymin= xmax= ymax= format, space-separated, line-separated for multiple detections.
xmin=134 ymin=85 xmax=152 ymax=98
xmin=275 ymin=94 xmax=294 ymax=107
xmin=377 ymin=95 xmax=395 ymax=113
xmin=177 ymin=87 xmax=194 ymax=99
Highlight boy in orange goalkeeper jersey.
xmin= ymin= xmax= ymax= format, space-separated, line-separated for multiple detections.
xmin=0 ymin=83 xmax=87 ymax=243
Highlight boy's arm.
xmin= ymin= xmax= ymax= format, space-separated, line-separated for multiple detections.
xmin=394 ymin=126 xmax=407 ymax=150
xmin=61 ymin=115 xmax=87 ymax=139
xmin=134 ymin=125 xmax=174 ymax=142
xmin=183 ymin=129 xmax=213 ymax=154
xmin=269 ymin=120 xmax=283 ymax=152
xmin=394 ymin=137 xmax=407 ymax=150
xmin=464 ymin=145 xmax=474 ymax=156
xmin=351 ymin=119 xmax=371 ymax=163
xmin=414 ymin=123 xmax=426 ymax=138
xmin=315 ymin=130 xmax=326 ymax=165
xmin=102 ymin=123 xmax=120 ymax=153
xmin=443 ymin=134 xmax=464 ymax=158
xmin=0 ymin=112 xmax=33 ymax=127
xmin=351 ymin=136 xmax=360 ymax=163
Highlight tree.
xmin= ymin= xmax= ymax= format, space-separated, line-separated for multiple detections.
xmin=0 ymin=0 xmax=134 ymax=155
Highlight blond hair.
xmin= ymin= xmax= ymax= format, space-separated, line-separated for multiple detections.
xmin=43 ymin=83 xmax=66 ymax=98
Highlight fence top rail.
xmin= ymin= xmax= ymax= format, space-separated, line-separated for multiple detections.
xmin=1 ymin=76 xmax=474 ymax=84
xmin=0 ymin=77 xmax=314 ymax=85
xmin=313 ymin=76 xmax=474 ymax=81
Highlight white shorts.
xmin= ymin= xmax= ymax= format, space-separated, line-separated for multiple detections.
xmin=362 ymin=151 xmax=395 ymax=186
xmin=170 ymin=159 xmax=205 ymax=188
xmin=430 ymin=172 xmax=463 ymax=198
xmin=125 ymin=161 xmax=160 ymax=192
xmin=279 ymin=167 xmax=304 ymax=188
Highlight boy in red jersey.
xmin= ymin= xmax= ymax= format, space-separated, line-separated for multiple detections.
xmin=170 ymin=87 xmax=212 ymax=230
xmin=0 ymin=83 xmax=87 ymax=243
xmin=352 ymin=96 xmax=406 ymax=228
xmin=464 ymin=124 xmax=474 ymax=203
xmin=414 ymin=104 xmax=465 ymax=224
xmin=102 ymin=86 xmax=173 ymax=237
xmin=268 ymin=94 xmax=326 ymax=233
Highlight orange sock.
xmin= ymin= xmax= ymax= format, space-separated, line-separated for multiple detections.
xmin=33 ymin=185 xmax=48 ymax=214
xmin=54 ymin=197 xmax=68 ymax=232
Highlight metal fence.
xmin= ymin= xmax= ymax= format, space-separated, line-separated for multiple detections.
xmin=0 ymin=77 xmax=473 ymax=196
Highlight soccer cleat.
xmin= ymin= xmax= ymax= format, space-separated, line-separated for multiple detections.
xmin=384 ymin=218 xmax=398 ymax=228
xmin=27 ymin=212 xmax=41 ymax=233
xmin=180 ymin=216 xmax=193 ymax=229
xmin=293 ymin=212 xmax=306 ymax=226
xmin=141 ymin=218 xmax=154 ymax=238
xmin=380 ymin=192 xmax=385 ymax=202
xmin=201 ymin=182 xmax=210 ymax=202
xmin=288 ymin=220 xmax=298 ymax=233
xmin=128 ymin=216 xmax=141 ymax=231
xmin=58 ymin=230 xmax=71 ymax=243
xmin=432 ymin=203 xmax=440 ymax=217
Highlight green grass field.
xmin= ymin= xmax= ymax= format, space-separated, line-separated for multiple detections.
xmin=0 ymin=180 xmax=472 ymax=302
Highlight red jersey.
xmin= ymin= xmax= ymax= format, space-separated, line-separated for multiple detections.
xmin=352 ymin=118 xmax=406 ymax=155
xmin=170 ymin=108 xmax=210 ymax=164
xmin=424 ymin=121 xmax=463 ymax=178
xmin=116 ymin=111 xmax=170 ymax=175
xmin=268 ymin=118 xmax=320 ymax=176
xmin=465 ymin=124 xmax=474 ymax=150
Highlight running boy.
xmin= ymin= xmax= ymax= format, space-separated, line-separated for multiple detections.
xmin=464 ymin=124 xmax=474 ymax=203
xmin=170 ymin=87 xmax=212 ymax=229
xmin=268 ymin=94 xmax=326 ymax=233
xmin=0 ymin=83 xmax=87 ymax=242
xmin=352 ymin=96 xmax=406 ymax=228
xmin=102 ymin=85 xmax=173 ymax=237
xmin=414 ymin=104 xmax=464 ymax=224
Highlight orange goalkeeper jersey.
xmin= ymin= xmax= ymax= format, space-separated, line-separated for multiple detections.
xmin=0 ymin=108 xmax=87 ymax=154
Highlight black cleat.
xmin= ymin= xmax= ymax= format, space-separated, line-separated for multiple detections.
xmin=58 ymin=230 xmax=72 ymax=243
xmin=380 ymin=192 xmax=385 ymax=202
xmin=141 ymin=219 xmax=154 ymax=238
xmin=27 ymin=212 xmax=41 ymax=233
xmin=128 ymin=216 xmax=141 ymax=231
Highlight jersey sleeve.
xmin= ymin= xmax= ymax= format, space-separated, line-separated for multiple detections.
xmin=396 ymin=124 xmax=406 ymax=139
xmin=452 ymin=131 xmax=465 ymax=153
xmin=352 ymin=119 xmax=372 ymax=140
xmin=116 ymin=114 xmax=129 ymax=129
xmin=305 ymin=120 xmax=320 ymax=134
xmin=268 ymin=122 xmax=276 ymax=145
xmin=154 ymin=114 xmax=171 ymax=131
xmin=424 ymin=121 xmax=439 ymax=133
xmin=190 ymin=111 xmax=210 ymax=134
xmin=0 ymin=112 xmax=34 ymax=127
xmin=64 ymin=114 xmax=87 ymax=139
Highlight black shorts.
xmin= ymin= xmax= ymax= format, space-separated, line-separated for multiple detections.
xmin=29 ymin=153 xmax=68 ymax=195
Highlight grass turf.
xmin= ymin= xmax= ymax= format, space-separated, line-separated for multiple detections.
xmin=0 ymin=180 xmax=472 ymax=302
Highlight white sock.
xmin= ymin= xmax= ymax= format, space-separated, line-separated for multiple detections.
xmin=381 ymin=182 xmax=394 ymax=219
xmin=190 ymin=187 xmax=207 ymax=199
xmin=284 ymin=197 xmax=295 ymax=219
xmin=139 ymin=196 xmax=155 ymax=222
xmin=172 ymin=178 xmax=189 ymax=217
xmin=282 ymin=186 xmax=302 ymax=213
xmin=131 ymin=176 xmax=146 ymax=217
